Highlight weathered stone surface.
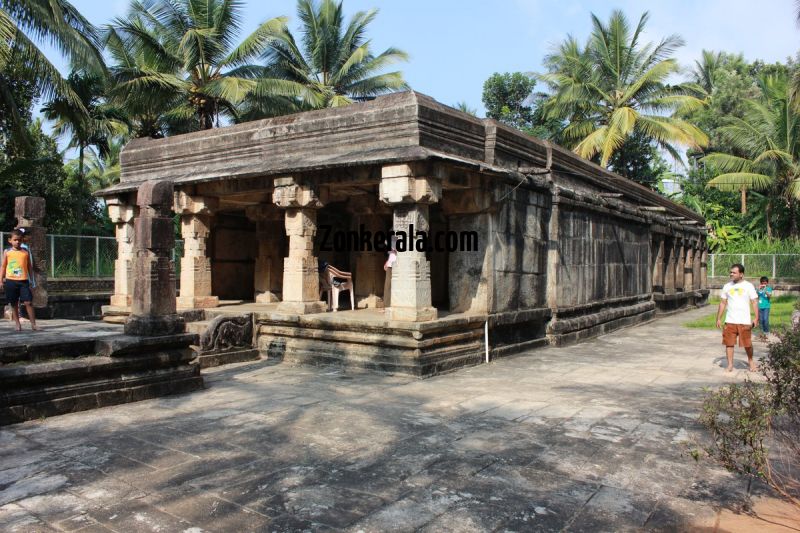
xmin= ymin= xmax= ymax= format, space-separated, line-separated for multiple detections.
xmin=125 ymin=181 xmax=182 ymax=336
xmin=1 ymin=309 xmax=789 ymax=531
xmin=95 ymin=333 xmax=198 ymax=357
xmin=199 ymin=314 xmax=253 ymax=352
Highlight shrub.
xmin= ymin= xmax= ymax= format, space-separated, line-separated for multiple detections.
xmin=699 ymin=327 xmax=800 ymax=507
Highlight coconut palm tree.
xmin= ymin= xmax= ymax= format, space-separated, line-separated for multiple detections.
xmin=703 ymin=73 xmax=800 ymax=237
xmin=539 ymin=10 xmax=708 ymax=168
xmin=254 ymin=0 xmax=409 ymax=111
xmin=0 ymin=0 xmax=104 ymax=147
xmin=108 ymin=0 xmax=288 ymax=130
xmin=42 ymin=69 xmax=128 ymax=180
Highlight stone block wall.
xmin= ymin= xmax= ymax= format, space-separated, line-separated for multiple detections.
xmin=492 ymin=187 xmax=550 ymax=313
xmin=557 ymin=208 xmax=650 ymax=307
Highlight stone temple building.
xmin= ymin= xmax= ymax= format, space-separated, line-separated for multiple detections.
xmin=97 ymin=91 xmax=708 ymax=376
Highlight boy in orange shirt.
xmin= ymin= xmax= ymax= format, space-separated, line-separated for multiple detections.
xmin=2 ymin=229 xmax=38 ymax=331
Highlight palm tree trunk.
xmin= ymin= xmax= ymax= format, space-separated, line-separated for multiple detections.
xmin=791 ymin=198 xmax=798 ymax=237
xmin=79 ymin=144 xmax=85 ymax=181
xmin=740 ymin=187 xmax=747 ymax=214
xmin=766 ymin=201 xmax=772 ymax=240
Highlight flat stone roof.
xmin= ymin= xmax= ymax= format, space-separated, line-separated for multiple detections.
xmin=99 ymin=91 xmax=704 ymax=224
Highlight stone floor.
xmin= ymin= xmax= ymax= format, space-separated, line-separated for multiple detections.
xmin=1 ymin=308 xmax=798 ymax=532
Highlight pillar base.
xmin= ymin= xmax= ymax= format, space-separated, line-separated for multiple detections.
xmin=277 ymin=301 xmax=327 ymax=315
xmin=386 ymin=306 xmax=437 ymax=322
xmin=357 ymin=295 xmax=384 ymax=309
xmin=255 ymin=292 xmax=281 ymax=304
xmin=110 ymin=294 xmax=132 ymax=308
xmin=177 ymin=296 xmax=219 ymax=309
xmin=124 ymin=314 xmax=185 ymax=336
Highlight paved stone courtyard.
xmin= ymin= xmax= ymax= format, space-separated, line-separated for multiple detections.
xmin=1 ymin=308 xmax=796 ymax=532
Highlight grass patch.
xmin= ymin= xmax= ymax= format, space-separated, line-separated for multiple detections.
xmin=684 ymin=295 xmax=797 ymax=331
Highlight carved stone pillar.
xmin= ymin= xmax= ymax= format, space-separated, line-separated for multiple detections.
xmin=107 ymin=196 xmax=136 ymax=309
xmin=684 ymin=244 xmax=694 ymax=291
xmin=675 ymin=239 xmax=685 ymax=291
xmin=663 ymin=238 xmax=676 ymax=294
xmin=15 ymin=196 xmax=48 ymax=308
xmin=245 ymin=204 xmax=284 ymax=303
xmin=651 ymin=235 xmax=664 ymax=293
xmin=125 ymin=180 xmax=183 ymax=336
xmin=379 ymin=164 xmax=441 ymax=322
xmin=174 ymin=191 xmax=219 ymax=309
xmin=273 ymin=177 xmax=326 ymax=314
xmin=701 ymin=246 xmax=708 ymax=289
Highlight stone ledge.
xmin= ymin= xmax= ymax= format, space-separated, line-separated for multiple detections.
xmin=96 ymin=333 xmax=198 ymax=357
xmin=197 ymin=348 xmax=260 ymax=369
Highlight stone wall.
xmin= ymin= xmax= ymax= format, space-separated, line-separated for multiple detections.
xmin=492 ymin=186 xmax=550 ymax=313
xmin=557 ymin=208 xmax=650 ymax=306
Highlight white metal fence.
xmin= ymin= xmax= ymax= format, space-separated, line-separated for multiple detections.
xmin=0 ymin=233 xmax=184 ymax=279
xmin=709 ymin=254 xmax=800 ymax=281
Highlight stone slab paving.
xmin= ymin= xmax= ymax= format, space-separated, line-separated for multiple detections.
xmin=0 ymin=308 xmax=795 ymax=532
xmin=0 ymin=319 xmax=122 ymax=348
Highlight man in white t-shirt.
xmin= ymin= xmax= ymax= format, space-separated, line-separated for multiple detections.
xmin=716 ymin=263 xmax=759 ymax=372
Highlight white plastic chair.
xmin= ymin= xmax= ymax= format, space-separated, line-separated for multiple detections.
xmin=319 ymin=264 xmax=354 ymax=312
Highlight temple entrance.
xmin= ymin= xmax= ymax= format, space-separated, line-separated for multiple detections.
xmin=210 ymin=211 xmax=257 ymax=301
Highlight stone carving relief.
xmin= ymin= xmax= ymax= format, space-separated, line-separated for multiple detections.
xmin=199 ymin=314 xmax=254 ymax=352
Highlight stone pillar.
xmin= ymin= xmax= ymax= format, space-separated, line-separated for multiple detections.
xmin=14 ymin=196 xmax=47 ymax=308
xmin=174 ymin=191 xmax=219 ymax=309
xmin=675 ymin=239 xmax=685 ymax=291
xmin=651 ymin=235 xmax=664 ymax=293
xmin=125 ymin=181 xmax=183 ymax=336
xmin=546 ymin=190 xmax=561 ymax=309
xmin=684 ymin=245 xmax=694 ymax=291
xmin=700 ymin=246 xmax=708 ymax=289
xmin=663 ymin=238 xmax=676 ymax=294
xmin=107 ymin=196 xmax=136 ymax=309
xmin=379 ymin=164 xmax=440 ymax=322
xmin=245 ymin=204 xmax=284 ymax=303
xmin=273 ymin=177 xmax=326 ymax=314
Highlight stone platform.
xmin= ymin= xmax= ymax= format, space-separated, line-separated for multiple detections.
xmin=1 ymin=307 xmax=797 ymax=531
xmin=0 ymin=320 xmax=203 ymax=425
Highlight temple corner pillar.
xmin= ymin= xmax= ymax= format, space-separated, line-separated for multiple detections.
xmin=379 ymin=164 xmax=441 ymax=322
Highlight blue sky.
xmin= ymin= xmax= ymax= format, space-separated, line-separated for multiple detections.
xmin=44 ymin=0 xmax=800 ymax=116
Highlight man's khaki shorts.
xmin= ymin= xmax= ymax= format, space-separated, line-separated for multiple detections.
xmin=722 ymin=323 xmax=753 ymax=348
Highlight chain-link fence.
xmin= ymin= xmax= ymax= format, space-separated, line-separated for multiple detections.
xmin=0 ymin=232 xmax=185 ymax=279
xmin=709 ymin=254 xmax=800 ymax=281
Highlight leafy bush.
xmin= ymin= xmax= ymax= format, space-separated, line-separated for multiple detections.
xmin=699 ymin=326 xmax=800 ymax=506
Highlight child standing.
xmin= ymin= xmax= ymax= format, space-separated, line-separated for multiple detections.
xmin=2 ymin=229 xmax=38 ymax=331
xmin=757 ymin=276 xmax=773 ymax=340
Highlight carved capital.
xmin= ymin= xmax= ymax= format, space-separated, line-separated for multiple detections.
xmin=174 ymin=191 xmax=219 ymax=215
xmin=379 ymin=165 xmax=441 ymax=205
xmin=273 ymin=177 xmax=323 ymax=209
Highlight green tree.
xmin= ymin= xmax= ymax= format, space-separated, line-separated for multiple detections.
xmin=0 ymin=120 xmax=100 ymax=233
xmin=703 ymin=73 xmax=800 ymax=238
xmin=0 ymin=0 xmax=104 ymax=147
xmin=257 ymin=0 xmax=409 ymax=111
xmin=539 ymin=10 xmax=708 ymax=169
xmin=109 ymin=0 xmax=288 ymax=130
xmin=482 ymin=72 xmax=535 ymax=129
xmin=41 ymin=69 xmax=127 ymax=181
